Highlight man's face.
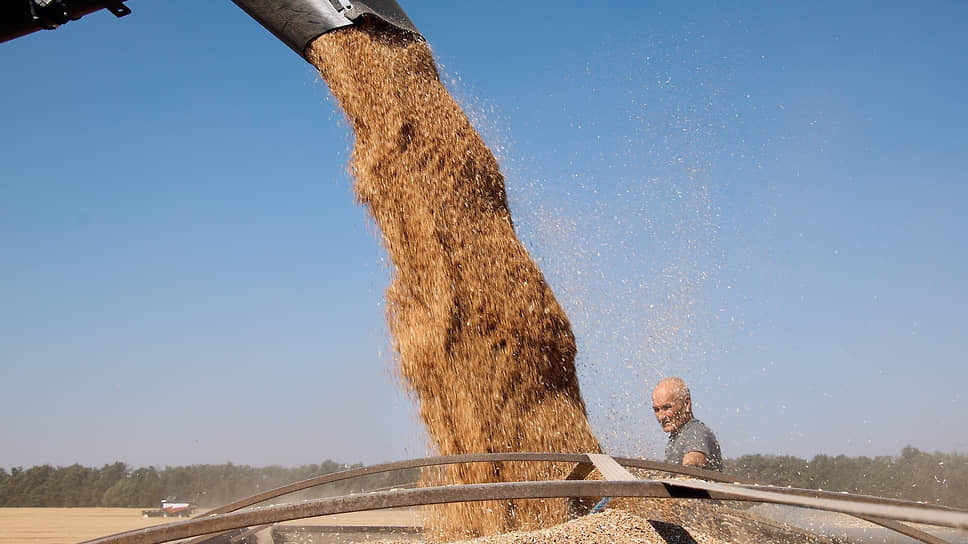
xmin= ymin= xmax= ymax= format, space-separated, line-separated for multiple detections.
xmin=652 ymin=384 xmax=691 ymax=434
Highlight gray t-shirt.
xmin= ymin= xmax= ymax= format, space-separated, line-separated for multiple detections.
xmin=665 ymin=418 xmax=723 ymax=471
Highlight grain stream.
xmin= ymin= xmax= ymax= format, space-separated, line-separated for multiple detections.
xmin=307 ymin=18 xmax=600 ymax=540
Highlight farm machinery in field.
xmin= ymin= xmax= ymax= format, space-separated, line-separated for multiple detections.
xmin=141 ymin=498 xmax=197 ymax=519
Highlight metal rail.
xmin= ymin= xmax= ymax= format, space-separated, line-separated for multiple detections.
xmin=79 ymin=479 xmax=968 ymax=544
xmin=197 ymin=452 xmax=743 ymax=517
xmin=78 ymin=453 xmax=968 ymax=544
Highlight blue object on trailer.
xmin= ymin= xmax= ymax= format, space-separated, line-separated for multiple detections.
xmin=589 ymin=496 xmax=611 ymax=513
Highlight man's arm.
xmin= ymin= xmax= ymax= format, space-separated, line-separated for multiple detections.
xmin=682 ymin=451 xmax=708 ymax=468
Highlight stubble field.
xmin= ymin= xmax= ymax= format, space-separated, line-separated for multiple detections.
xmin=0 ymin=507 xmax=423 ymax=544
xmin=0 ymin=507 xmax=175 ymax=544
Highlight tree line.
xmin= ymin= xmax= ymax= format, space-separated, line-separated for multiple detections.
xmin=1 ymin=447 xmax=964 ymax=509
xmin=724 ymin=446 xmax=967 ymax=509
xmin=0 ymin=460 xmax=418 ymax=508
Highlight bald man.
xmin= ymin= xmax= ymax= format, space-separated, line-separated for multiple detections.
xmin=652 ymin=377 xmax=723 ymax=471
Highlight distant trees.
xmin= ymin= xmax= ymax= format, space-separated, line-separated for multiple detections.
xmin=1 ymin=448 xmax=964 ymax=509
xmin=725 ymin=446 xmax=968 ymax=509
xmin=0 ymin=460 xmax=418 ymax=508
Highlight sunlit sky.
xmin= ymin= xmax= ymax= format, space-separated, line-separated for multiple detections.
xmin=2 ymin=1 xmax=965 ymax=470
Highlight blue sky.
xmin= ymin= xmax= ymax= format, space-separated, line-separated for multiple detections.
xmin=1 ymin=1 xmax=965 ymax=470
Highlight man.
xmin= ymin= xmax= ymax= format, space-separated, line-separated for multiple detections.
xmin=652 ymin=376 xmax=722 ymax=471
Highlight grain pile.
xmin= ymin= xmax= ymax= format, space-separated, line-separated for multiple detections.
xmin=607 ymin=498 xmax=836 ymax=544
xmin=368 ymin=506 xmax=835 ymax=544
xmin=306 ymin=18 xmax=600 ymax=539
xmin=448 ymin=509 xmax=719 ymax=544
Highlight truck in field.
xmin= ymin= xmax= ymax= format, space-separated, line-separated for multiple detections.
xmin=142 ymin=498 xmax=197 ymax=518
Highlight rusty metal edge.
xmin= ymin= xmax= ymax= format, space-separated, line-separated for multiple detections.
xmin=198 ymin=452 xmax=591 ymax=516
xmin=657 ymin=478 xmax=968 ymax=530
xmin=175 ymin=452 xmax=962 ymax=544
xmin=179 ymin=451 xmax=745 ymax=544
xmin=194 ymin=453 xmax=743 ymax=516
xmin=77 ymin=478 xmax=968 ymax=544
xmin=146 ymin=453 xmax=596 ymax=544
xmin=854 ymin=515 xmax=953 ymax=544
xmin=729 ymin=482 xmax=967 ymax=513
xmin=194 ymin=452 xmax=961 ymax=517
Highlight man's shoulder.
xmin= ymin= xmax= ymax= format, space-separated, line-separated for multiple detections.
xmin=674 ymin=419 xmax=719 ymax=447
xmin=675 ymin=418 xmax=723 ymax=470
xmin=681 ymin=418 xmax=715 ymax=436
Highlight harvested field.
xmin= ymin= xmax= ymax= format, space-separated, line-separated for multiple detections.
xmin=0 ymin=508 xmax=174 ymax=544
xmin=0 ymin=507 xmax=422 ymax=544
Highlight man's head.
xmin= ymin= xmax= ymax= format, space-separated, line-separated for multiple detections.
xmin=652 ymin=377 xmax=693 ymax=434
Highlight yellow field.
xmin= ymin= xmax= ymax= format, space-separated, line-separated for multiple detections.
xmin=0 ymin=507 xmax=182 ymax=544
xmin=0 ymin=508 xmax=182 ymax=544
xmin=0 ymin=507 xmax=423 ymax=544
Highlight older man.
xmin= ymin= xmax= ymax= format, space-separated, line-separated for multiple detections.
xmin=652 ymin=377 xmax=722 ymax=471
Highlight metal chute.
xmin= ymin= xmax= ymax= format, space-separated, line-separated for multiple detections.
xmin=230 ymin=0 xmax=422 ymax=59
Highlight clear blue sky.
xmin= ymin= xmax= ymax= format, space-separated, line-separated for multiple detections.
xmin=1 ymin=1 xmax=965 ymax=470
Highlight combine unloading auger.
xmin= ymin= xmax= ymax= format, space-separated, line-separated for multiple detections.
xmin=228 ymin=0 xmax=421 ymax=57
xmin=0 ymin=0 xmax=422 ymax=49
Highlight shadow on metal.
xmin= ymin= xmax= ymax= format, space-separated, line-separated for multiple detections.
xmin=77 ymin=453 xmax=968 ymax=544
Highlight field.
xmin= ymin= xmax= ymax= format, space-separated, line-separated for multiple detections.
xmin=0 ymin=507 xmax=423 ymax=544
xmin=0 ymin=508 xmax=178 ymax=544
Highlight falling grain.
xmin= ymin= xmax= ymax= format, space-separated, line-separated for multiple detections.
xmin=306 ymin=18 xmax=600 ymax=539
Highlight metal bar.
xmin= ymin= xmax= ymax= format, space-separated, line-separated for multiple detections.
xmin=731 ymin=483 xmax=967 ymax=514
xmin=77 ymin=481 xmax=668 ymax=544
xmin=201 ymin=452 xmax=962 ymax=516
xmin=614 ymin=456 xmax=758 ymax=484
xmin=197 ymin=452 xmax=593 ymax=516
xmin=656 ymin=478 xmax=968 ymax=530
xmin=854 ymin=515 xmax=953 ymax=544
xmin=586 ymin=453 xmax=637 ymax=481
xmin=78 ymin=478 xmax=968 ymax=544
xmin=183 ymin=452 xmax=964 ymax=544
xmin=620 ymin=457 xmax=961 ymax=544
xmin=198 ymin=452 xmax=755 ymax=517
xmin=179 ymin=452 xmax=599 ymax=544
